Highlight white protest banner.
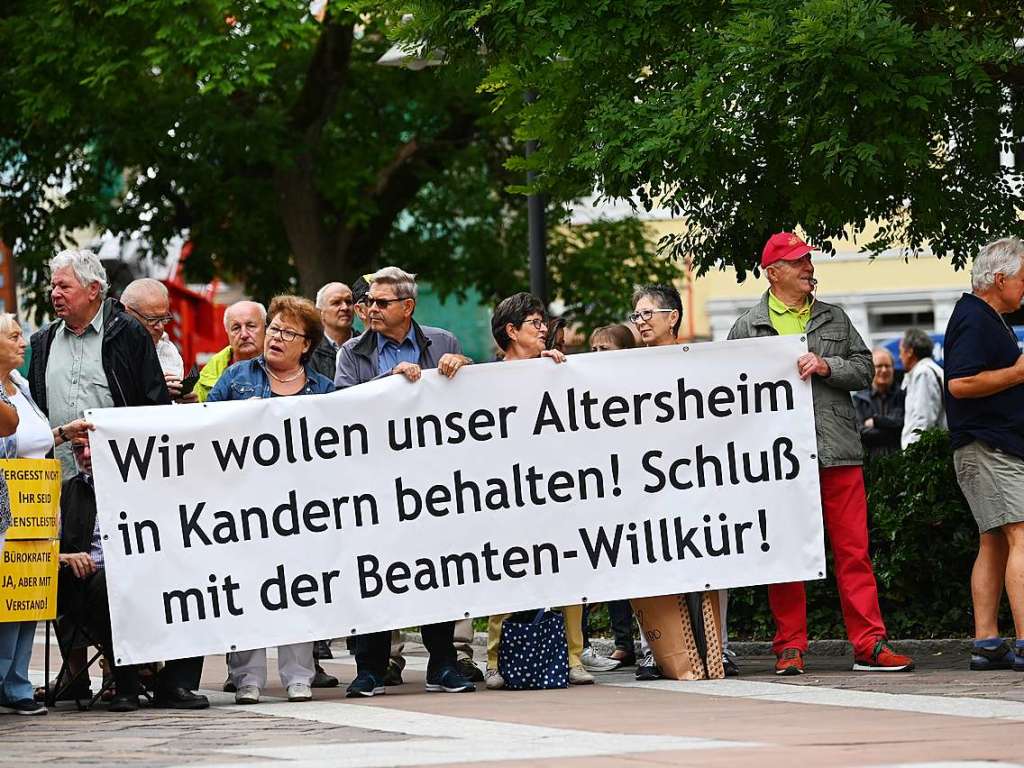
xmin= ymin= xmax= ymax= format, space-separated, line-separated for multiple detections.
xmin=89 ymin=335 xmax=825 ymax=665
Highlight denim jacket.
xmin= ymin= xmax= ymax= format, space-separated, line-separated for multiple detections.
xmin=206 ymin=356 xmax=335 ymax=402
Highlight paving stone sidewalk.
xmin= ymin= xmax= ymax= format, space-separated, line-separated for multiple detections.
xmin=3 ymin=636 xmax=1023 ymax=768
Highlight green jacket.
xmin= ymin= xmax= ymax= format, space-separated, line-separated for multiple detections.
xmin=727 ymin=290 xmax=873 ymax=468
xmin=195 ymin=346 xmax=234 ymax=403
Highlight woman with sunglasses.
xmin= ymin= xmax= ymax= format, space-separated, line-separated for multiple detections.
xmin=207 ymin=295 xmax=333 ymax=704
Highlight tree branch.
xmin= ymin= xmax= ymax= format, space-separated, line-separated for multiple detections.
xmin=338 ymin=107 xmax=480 ymax=261
xmin=289 ymin=17 xmax=355 ymax=143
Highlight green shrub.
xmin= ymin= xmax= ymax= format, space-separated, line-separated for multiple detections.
xmin=726 ymin=429 xmax=992 ymax=640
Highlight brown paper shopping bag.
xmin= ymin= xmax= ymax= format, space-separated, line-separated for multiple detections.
xmin=631 ymin=592 xmax=724 ymax=680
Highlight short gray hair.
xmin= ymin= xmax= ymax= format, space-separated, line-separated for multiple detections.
xmin=121 ymin=278 xmax=168 ymax=306
xmin=49 ymin=248 xmax=108 ymax=296
xmin=315 ymin=282 xmax=349 ymax=309
xmin=972 ymin=237 xmax=1024 ymax=292
xmin=223 ymin=300 xmax=267 ymax=332
xmin=368 ymin=266 xmax=417 ymax=299
xmin=901 ymin=327 xmax=934 ymax=360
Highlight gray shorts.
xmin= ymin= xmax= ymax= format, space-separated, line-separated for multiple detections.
xmin=954 ymin=441 xmax=1024 ymax=533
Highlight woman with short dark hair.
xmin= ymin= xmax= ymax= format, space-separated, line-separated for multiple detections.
xmin=207 ymin=295 xmax=332 ymax=703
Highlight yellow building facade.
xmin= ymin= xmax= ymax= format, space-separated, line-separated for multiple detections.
xmin=645 ymin=219 xmax=972 ymax=348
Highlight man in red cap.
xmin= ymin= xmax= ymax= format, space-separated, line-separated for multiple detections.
xmin=728 ymin=232 xmax=914 ymax=674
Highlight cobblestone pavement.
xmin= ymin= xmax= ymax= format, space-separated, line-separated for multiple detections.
xmin=3 ymin=633 xmax=1024 ymax=768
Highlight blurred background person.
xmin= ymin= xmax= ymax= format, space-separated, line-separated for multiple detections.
xmin=900 ymin=327 xmax=946 ymax=448
xmin=580 ymin=324 xmax=638 ymax=673
xmin=311 ymin=281 xmax=354 ymax=380
xmin=194 ymin=300 xmax=267 ymax=402
xmin=854 ymin=348 xmax=905 ymax=458
xmin=546 ymin=316 xmax=567 ymax=354
xmin=121 ymin=278 xmax=188 ymax=400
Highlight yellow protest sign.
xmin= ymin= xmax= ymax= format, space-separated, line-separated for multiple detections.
xmin=0 ymin=539 xmax=59 ymax=622
xmin=1 ymin=459 xmax=61 ymax=540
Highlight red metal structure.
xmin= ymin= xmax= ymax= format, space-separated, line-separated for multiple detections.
xmin=162 ymin=242 xmax=228 ymax=370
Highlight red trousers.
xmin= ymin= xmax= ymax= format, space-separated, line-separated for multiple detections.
xmin=769 ymin=465 xmax=886 ymax=657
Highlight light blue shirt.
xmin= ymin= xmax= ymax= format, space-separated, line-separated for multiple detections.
xmin=376 ymin=327 xmax=420 ymax=376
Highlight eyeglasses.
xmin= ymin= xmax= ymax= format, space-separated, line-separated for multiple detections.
xmin=266 ymin=324 xmax=308 ymax=343
xmin=128 ymin=306 xmax=174 ymax=327
xmin=628 ymin=308 xmax=675 ymax=325
xmin=366 ymin=297 xmax=410 ymax=309
xmin=521 ymin=318 xmax=547 ymax=331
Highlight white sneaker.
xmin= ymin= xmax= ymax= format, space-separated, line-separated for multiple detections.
xmin=235 ymin=685 xmax=260 ymax=704
xmin=484 ymin=668 xmax=505 ymax=690
xmin=569 ymin=665 xmax=595 ymax=685
xmin=580 ymin=646 xmax=621 ymax=673
xmin=287 ymin=682 xmax=313 ymax=702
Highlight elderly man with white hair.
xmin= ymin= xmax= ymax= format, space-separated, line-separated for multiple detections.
xmin=944 ymin=237 xmax=1024 ymax=672
xmin=28 ymin=250 xmax=208 ymax=709
xmin=194 ymin=300 xmax=267 ymax=402
xmin=28 ymin=250 xmax=170 ymax=480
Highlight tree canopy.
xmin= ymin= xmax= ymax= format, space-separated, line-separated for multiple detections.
xmin=0 ymin=1 xmax=676 ymax=330
xmin=393 ymin=0 xmax=1024 ymax=280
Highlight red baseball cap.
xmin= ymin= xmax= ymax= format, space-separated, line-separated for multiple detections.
xmin=761 ymin=232 xmax=813 ymax=269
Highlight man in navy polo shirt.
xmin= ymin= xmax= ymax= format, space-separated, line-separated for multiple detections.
xmin=944 ymin=237 xmax=1024 ymax=671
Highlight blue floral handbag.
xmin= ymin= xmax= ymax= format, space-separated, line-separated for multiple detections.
xmin=498 ymin=609 xmax=569 ymax=690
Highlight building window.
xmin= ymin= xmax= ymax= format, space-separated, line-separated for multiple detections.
xmin=868 ymin=307 xmax=935 ymax=335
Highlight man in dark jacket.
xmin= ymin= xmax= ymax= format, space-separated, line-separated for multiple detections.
xmin=30 ymin=249 xmax=205 ymax=709
xmin=56 ymin=438 xmax=141 ymax=712
xmin=310 ymin=281 xmax=355 ymax=380
xmin=334 ymin=266 xmax=475 ymax=698
xmin=335 ymin=267 xmax=470 ymax=388
xmin=29 ymin=249 xmax=169 ymax=481
xmin=853 ymin=348 xmax=905 ymax=458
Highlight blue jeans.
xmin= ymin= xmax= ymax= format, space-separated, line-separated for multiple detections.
xmin=0 ymin=620 xmax=36 ymax=703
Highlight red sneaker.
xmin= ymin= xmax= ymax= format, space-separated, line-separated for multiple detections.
xmin=853 ymin=639 xmax=914 ymax=672
xmin=775 ymin=647 xmax=804 ymax=676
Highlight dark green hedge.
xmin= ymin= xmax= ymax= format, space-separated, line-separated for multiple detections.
xmin=727 ymin=429 xmax=989 ymax=640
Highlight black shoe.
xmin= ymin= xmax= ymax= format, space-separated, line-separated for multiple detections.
xmin=311 ymin=664 xmax=339 ymax=688
xmin=222 ymin=676 xmax=236 ymax=693
xmin=425 ymin=666 xmax=476 ymax=693
xmin=346 ymin=672 xmax=384 ymax=698
xmin=456 ymin=657 xmax=484 ymax=682
xmin=152 ymin=687 xmax=209 ymax=710
xmin=381 ymin=659 xmax=404 ymax=687
xmin=108 ymin=693 xmax=139 ymax=713
xmin=723 ymin=654 xmax=740 ymax=677
xmin=314 ymin=640 xmax=333 ymax=660
xmin=1 ymin=698 xmax=47 ymax=715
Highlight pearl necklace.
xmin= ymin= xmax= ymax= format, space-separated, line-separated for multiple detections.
xmin=266 ymin=366 xmax=305 ymax=383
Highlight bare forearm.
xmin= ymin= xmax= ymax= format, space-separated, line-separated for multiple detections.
xmin=949 ymin=367 xmax=1024 ymax=399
